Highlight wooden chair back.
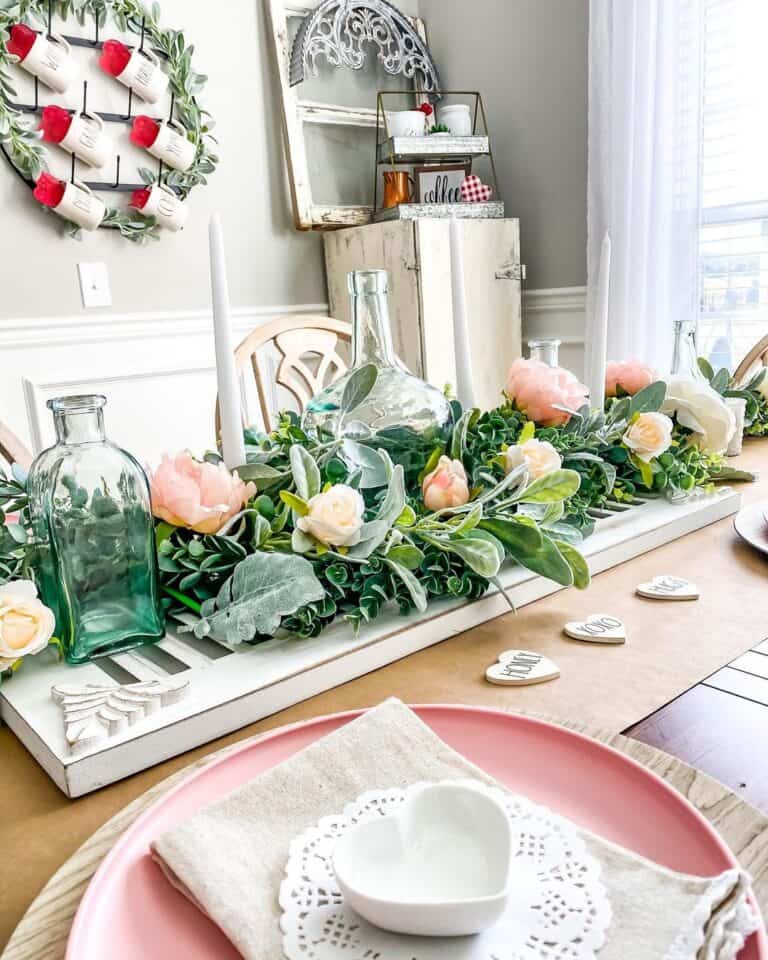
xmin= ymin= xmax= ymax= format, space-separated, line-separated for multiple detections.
xmin=215 ymin=314 xmax=353 ymax=436
xmin=734 ymin=335 xmax=768 ymax=385
xmin=0 ymin=420 xmax=32 ymax=472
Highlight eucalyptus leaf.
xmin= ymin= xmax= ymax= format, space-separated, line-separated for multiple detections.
xmin=348 ymin=464 xmax=406 ymax=559
xmin=235 ymin=463 xmax=287 ymax=491
xmin=478 ymin=517 xmax=543 ymax=553
xmin=629 ymin=381 xmax=666 ymax=415
xmin=290 ymin=445 xmax=321 ymax=499
xmin=697 ymin=357 xmax=715 ymax=381
xmin=513 ymin=469 xmax=581 ymax=504
xmin=450 ymin=408 xmax=479 ymax=460
xmin=341 ymin=364 xmax=378 ymax=414
xmin=341 ymin=440 xmax=388 ymax=489
xmin=194 ymin=553 xmax=325 ymax=643
xmin=385 ymin=558 xmax=428 ymax=612
xmin=433 ymin=534 xmax=502 ymax=577
xmin=386 ymin=543 xmax=424 ymax=569
xmin=553 ymin=540 xmax=590 ymax=589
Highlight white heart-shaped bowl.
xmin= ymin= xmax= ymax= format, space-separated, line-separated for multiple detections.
xmin=332 ymin=782 xmax=512 ymax=937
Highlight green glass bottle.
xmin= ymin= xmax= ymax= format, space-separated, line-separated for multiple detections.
xmin=26 ymin=395 xmax=164 ymax=663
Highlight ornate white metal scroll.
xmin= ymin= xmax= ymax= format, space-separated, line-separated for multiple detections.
xmin=289 ymin=0 xmax=440 ymax=93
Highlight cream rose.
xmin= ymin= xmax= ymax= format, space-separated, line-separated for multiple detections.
xmin=662 ymin=376 xmax=736 ymax=454
xmin=0 ymin=580 xmax=55 ymax=670
xmin=297 ymin=484 xmax=365 ymax=547
xmin=422 ymin=456 xmax=470 ymax=511
xmin=504 ymin=438 xmax=562 ymax=479
xmin=622 ymin=412 xmax=674 ymax=463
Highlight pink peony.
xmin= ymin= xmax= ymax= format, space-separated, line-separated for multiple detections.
xmin=149 ymin=452 xmax=256 ymax=534
xmin=505 ymin=358 xmax=588 ymax=426
xmin=422 ymin=456 xmax=470 ymax=511
xmin=606 ymin=360 xmax=657 ymax=397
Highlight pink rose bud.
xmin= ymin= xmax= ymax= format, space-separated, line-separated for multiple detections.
xmin=148 ymin=451 xmax=257 ymax=535
xmin=422 ymin=455 xmax=470 ymax=511
xmin=7 ymin=24 xmax=37 ymax=61
xmin=605 ymin=360 xmax=658 ymax=397
xmin=99 ymin=38 xmax=132 ymax=77
xmin=33 ymin=172 xmax=66 ymax=208
xmin=130 ymin=115 xmax=160 ymax=149
xmin=39 ymin=104 xmax=73 ymax=144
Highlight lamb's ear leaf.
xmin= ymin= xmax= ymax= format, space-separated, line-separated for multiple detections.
xmin=193 ymin=553 xmax=325 ymax=644
xmin=289 ymin=445 xmax=321 ymax=500
xmin=341 ymin=364 xmax=378 ymax=414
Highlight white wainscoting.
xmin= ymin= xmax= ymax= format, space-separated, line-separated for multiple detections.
xmin=522 ymin=286 xmax=587 ymax=378
xmin=1 ymin=303 xmax=327 ymax=466
xmin=1 ymin=286 xmax=586 ymax=468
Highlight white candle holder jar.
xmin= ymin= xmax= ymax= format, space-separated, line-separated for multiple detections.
xmin=140 ymin=183 xmax=188 ymax=231
xmin=386 ymin=110 xmax=426 ymax=137
xmin=53 ymin=180 xmax=106 ymax=231
xmin=146 ymin=120 xmax=196 ymax=172
xmin=437 ymin=103 xmax=472 ymax=136
xmin=19 ymin=32 xmax=78 ymax=94
xmin=115 ymin=47 xmax=168 ymax=104
xmin=59 ymin=112 xmax=114 ymax=169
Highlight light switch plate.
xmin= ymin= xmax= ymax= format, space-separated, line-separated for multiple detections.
xmin=78 ymin=262 xmax=112 ymax=309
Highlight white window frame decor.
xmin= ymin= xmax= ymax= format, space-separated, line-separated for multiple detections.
xmin=266 ymin=0 xmax=435 ymax=230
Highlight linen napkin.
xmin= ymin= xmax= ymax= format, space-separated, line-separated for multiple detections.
xmin=151 ymin=699 xmax=758 ymax=959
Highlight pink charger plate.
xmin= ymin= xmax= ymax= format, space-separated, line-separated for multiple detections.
xmin=67 ymin=704 xmax=767 ymax=959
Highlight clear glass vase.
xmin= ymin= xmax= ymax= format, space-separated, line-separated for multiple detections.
xmin=671 ymin=319 xmax=704 ymax=379
xmin=302 ymin=270 xmax=454 ymax=477
xmin=528 ymin=337 xmax=561 ymax=367
xmin=26 ymin=395 xmax=164 ymax=663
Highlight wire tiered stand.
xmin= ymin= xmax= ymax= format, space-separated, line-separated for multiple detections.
xmin=372 ymin=90 xmax=504 ymax=222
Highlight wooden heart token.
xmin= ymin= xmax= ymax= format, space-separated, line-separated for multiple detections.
xmin=485 ymin=649 xmax=560 ymax=686
xmin=564 ymin=614 xmax=626 ymax=644
xmin=636 ymin=575 xmax=700 ymax=601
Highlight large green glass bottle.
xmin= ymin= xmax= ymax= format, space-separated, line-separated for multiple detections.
xmin=26 ymin=395 xmax=164 ymax=663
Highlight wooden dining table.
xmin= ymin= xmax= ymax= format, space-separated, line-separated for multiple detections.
xmin=2 ymin=442 xmax=768 ymax=956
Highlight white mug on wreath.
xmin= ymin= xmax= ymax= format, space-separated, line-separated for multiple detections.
xmin=33 ymin=173 xmax=106 ymax=231
xmin=130 ymin=183 xmax=188 ymax=231
xmin=39 ymin=105 xmax=113 ymax=169
xmin=7 ymin=25 xmax=78 ymax=94
xmin=99 ymin=39 xmax=168 ymax=104
xmin=131 ymin=116 xmax=195 ymax=172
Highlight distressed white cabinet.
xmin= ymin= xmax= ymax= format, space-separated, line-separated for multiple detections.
xmin=324 ymin=218 xmax=522 ymax=411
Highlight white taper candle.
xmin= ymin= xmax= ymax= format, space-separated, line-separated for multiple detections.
xmin=587 ymin=231 xmax=611 ymax=412
xmin=448 ymin=216 xmax=477 ymax=409
xmin=209 ymin=213 xmax=246 ymax=470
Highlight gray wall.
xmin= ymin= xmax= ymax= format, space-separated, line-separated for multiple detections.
xmin=0 ymin=0 xmax=326 ymax=320
xmin=419 ymin=0 xmax=589 ymax=290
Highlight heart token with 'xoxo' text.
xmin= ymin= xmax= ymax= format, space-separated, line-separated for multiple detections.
xmin=636 ymin=575 xmax=700 ymax=601
xmin=485 ymin=649 xmax=560 ymax=686
xmin=564 ymin=614 xmax=626 ymax=644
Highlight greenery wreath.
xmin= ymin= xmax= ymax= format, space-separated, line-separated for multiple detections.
xmin=0 ymin=0 xmax=217 ymax=241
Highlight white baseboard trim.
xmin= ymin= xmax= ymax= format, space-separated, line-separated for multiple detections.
xmin=523 ymin=286 xmax=586 ymax=346
xmin=0 ymin=303 xmax=330 ymax=350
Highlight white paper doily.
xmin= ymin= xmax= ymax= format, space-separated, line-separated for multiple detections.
xmin=279 ymin=779 xmax=612 ymax=960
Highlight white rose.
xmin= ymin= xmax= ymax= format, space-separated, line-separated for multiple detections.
xmin=662 ymin=376 xmax=736 ymax=454
xmin=622 ymin=412 xmax=674 ymax=463
xmin=505 ymin=438 xmax=562 ymax=479
xmin=297 ymin=484 xmax=365 ymax=547
xmin=0 ymin=579 xmax=55 ymax=669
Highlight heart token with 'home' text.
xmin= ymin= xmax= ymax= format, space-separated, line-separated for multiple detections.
xmin=485 ymin=649 xmax=560 ymax=686
xmin=636 ymin=575 xmax=700 ymax=601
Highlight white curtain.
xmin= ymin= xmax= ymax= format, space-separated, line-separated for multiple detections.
xmin=588 ymin=0 xmax=705 ymax=373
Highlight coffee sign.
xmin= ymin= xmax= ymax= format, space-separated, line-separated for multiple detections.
xmin=414 ymin=163 xmax=470 ymax=204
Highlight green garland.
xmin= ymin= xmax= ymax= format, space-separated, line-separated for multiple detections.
xmin=0 ymin=367 xmax=759 ymax=661
xmin=0 ymin=0 xmax=217 ymax=241
xmin=698 ymin=357 xmax=768 ymax=438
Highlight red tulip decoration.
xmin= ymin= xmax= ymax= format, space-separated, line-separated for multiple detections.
xmin=417 ymin=102 xmax=434 ymax=117
xmin=6 ymin=23 xmax=36 ymax=60
xmin=39 ymin=105 xmax=73 ymax=144
xmin=130 ymin=115 xmax=161 ymax=149
xmin=32 ymin=172 xmax=66 ymax=208
xmin=98 ymin=39 xmax=132 ymax=76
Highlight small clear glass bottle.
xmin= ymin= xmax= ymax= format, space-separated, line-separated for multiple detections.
xmin=302 ymin=270 xmax=454 ymax=473
xmin=528 ymin=337 xmax=562 ymax=367
xmin=671 ymin=319 xmax=704 ymax=379
xmin=26 ymin=395 xmax=164 ymax=663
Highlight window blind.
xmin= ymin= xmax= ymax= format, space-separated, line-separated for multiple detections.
xmin=698 ymin=0 xmax=768 ymax=371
